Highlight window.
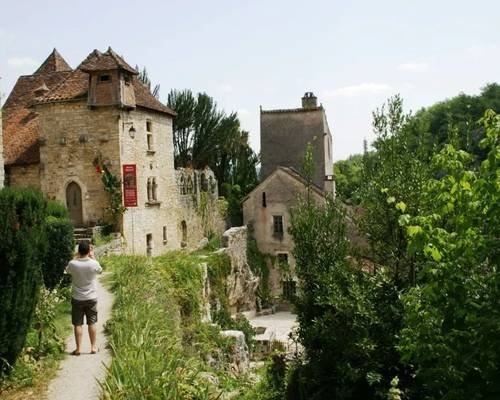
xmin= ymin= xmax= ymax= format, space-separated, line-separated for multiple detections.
xmin=163 ymin=226 xmax=167 ymax=244
xmin=152 ymin=178 xmax=158 ymax=201
xmin=282 ymin=280 xmax=296 ymax=300
xmin=146 ymin=121 xmax=152 ymax=132
xmin=146 ymin=234 xmax=153 ymax=257
xmin=262 ymin=192 xmax=267 ymax=207
xmin=273 ymin=215 xmax=284 ymax=236
xmin=98 ymin=74 xmax=111 ymax=83
xmin=147 ymin=133 xmax=154 ymax=151
xmin=147 ymin=177 xmax=157 ymax=202
xmin=123 ymin=74 xmax=131 ymax=85
xmin=277 ymin=253 xmax=288 ymax=266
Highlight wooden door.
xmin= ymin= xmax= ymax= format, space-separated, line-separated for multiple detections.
xmin=66 ymin=182 xmax=83 ymax=226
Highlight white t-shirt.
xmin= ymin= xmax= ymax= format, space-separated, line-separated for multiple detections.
xmin=66 ymin=257 xmax=102 ymax=301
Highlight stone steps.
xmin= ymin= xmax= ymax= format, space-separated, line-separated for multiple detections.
xmin=73 ymin=227 xmax=92 ymax=245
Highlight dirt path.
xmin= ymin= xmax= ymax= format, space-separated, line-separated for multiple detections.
xmin=46 ymin=274 xmax=112 ymax=400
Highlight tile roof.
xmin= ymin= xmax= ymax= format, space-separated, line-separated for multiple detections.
xmin=3 ymin=70 xmax=72 ymax=165
xmin=79 ymin=47 xmax=137 ymax=74
xmin=34 ymin=48 xmax=72 ymax=74
xmin=3 ymin=48 xmax=175 ymax=165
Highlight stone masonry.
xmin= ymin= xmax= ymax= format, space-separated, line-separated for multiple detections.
xmin=3 ymin=48 xmax=225 ymax=255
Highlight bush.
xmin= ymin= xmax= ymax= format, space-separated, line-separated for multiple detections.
xmin=42 ymin=216 xmax=74 ymax=290
xmin=0 ymin=188 xmax=47 ymax=373
xmin=45 ymin=200 xmax=69 ymax=220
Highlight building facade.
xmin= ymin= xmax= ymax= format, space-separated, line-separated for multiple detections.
xmin=244 ymin=93 xmax=335 ymax=299
xmin=242 ymin=167 xmax=326 ymax=298
xmin=3 ymin=48 xmax=223 ymax=255
xmin=260 ymin=92 xmax=334 ymax=193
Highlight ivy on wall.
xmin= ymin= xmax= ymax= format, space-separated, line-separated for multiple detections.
xmin=93 ymin=155 xmax=126 ymax=231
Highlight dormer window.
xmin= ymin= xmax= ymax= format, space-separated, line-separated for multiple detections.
xmin=98 ymin=74 xmax=111 ymax=83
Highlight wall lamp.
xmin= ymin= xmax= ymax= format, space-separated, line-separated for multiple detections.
xmin=123 ymin=122 xmax=136 ymax=139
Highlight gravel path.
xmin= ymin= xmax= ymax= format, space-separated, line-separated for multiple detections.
xmin=46 ymin=274 xmax=113 ymax=400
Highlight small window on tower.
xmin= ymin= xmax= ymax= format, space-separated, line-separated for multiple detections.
xmin=163 ymin=226 xmax=167 ymax=244
xmin=98 ymin=74 xmax=111 ymax=83
xmin=262 ymin=192 xmax=267 ymax=207
xmin=146 ymin=121 xmax=152 ymax=132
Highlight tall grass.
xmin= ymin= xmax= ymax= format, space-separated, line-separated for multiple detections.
xmin=100 ymin=254 xmax=242 ymax=399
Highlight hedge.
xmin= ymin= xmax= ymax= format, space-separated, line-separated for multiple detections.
xmin=42 ymin=215 xmax=74 ymax=290
xmin=0 ymin=187 xmax=47 ymax=372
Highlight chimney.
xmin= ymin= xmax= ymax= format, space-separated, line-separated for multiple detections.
xmin=301 ymin=92 xmax=318 ymax=109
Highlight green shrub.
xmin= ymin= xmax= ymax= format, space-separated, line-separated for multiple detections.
xmin=42 ymin=216 xmax=74 ymax=290
xmin=0 ymin=188 xmax=47 ymax=373
xmin=45 ymin=200 xmax=69 ymax=220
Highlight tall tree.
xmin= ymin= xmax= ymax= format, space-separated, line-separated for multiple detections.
xmin=167 ymin=89 xmax=258 ymax=224
xmin=135 ymin=65 xmax=160 ymax=99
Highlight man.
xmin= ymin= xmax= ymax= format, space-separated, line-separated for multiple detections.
xmin=65 ymin=242 xmax=102 ymax=355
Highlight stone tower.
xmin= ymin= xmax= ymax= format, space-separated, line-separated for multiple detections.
xmin=260 ymin=92 xmax=334 ymax=192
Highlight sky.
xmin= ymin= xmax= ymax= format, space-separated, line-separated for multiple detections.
xmin=1 ymin=0 xmax=499 ymax=161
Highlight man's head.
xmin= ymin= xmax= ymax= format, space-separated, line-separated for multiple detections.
xmin=78 ymin=242 xmax=90 ymax=256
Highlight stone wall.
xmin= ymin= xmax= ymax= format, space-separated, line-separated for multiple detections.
xmin=220 ymin=226 xmax=259 ymax=314
xmin=94 ymin=236 xmax=123 ymax=258
xmin=175 ymin=167 xmax=226 ymax=249
xmin=119 ymin=108 xmax=180 ymax=255
xmin=7 ymin=164 xmax=41 ymax=189
xmin=36 ymin=101 xmax=121 ymax=225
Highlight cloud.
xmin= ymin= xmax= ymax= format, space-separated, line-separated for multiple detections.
xmin=8 ymin=57 xmax=39 ymax=68
xmin=398 ymin=61 xmax=429 ymax=71
xmin=324 ymin=83 xmax=393 ymax=98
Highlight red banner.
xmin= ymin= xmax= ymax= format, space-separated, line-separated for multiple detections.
xmin=122 ymin=164 xmax=137 ymax=207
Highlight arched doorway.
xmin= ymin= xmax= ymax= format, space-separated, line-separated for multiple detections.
xmin=66 ymin=182 xmax=83 ymax=226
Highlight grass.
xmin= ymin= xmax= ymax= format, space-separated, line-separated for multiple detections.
xmin=0 ymin=296 xmax=72 ymax=400
xmin=100 ymin=253 xmax=250 ymax=400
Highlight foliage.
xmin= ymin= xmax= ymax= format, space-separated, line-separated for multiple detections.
xmin=406 ymin=82 xmax=500 ymax=163
xmin=333 ymin=154 xmax=364 ymax=204
xmin=0 ymin=289 xmax=70 ymax=396
xmin=45 ymin=200 xmax=69 ymax=219
xmin=243 ymin=353 xmax=288 ymax=400
xmin=42 ymin=216 xmax=74 ymax=290
xmin=359 ymin=95 xmax=429 ymax=284
xmin=0 ymin=188 xmax=47 ymax=374
xmin=135 ymin=65 xmax=160 ymax=99
xmin=247 ymin=237 xmax=272 ymax=308
xmin=93 ymin=155 xmax=126 ymax=230
xmin=289 ymin=196 xmax=404 ymax=399
xmin=397 ymin=110 xmax=500 ymax=399
xmin=102 ymin=254 xmax=246 ymax=399
xmin=167 ymin=89 xmax=258 ymax=224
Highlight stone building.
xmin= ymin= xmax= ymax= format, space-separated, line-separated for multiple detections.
xmin=260 ymin=92 xmax=334 ymax=193
xmin=243 ymin=93 xmax=334 ymax=299
xmin=2 ymin=48 xmax=223 ymax=255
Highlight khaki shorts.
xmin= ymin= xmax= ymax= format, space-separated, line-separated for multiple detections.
xmin=71 ymin=299 xmax=98 ymax=326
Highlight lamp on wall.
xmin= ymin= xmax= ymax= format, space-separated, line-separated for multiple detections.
xmin=128 ymin=125 xmax=136 ymax=139
xmin=123 ymin=122 xmax=136 ymax=139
